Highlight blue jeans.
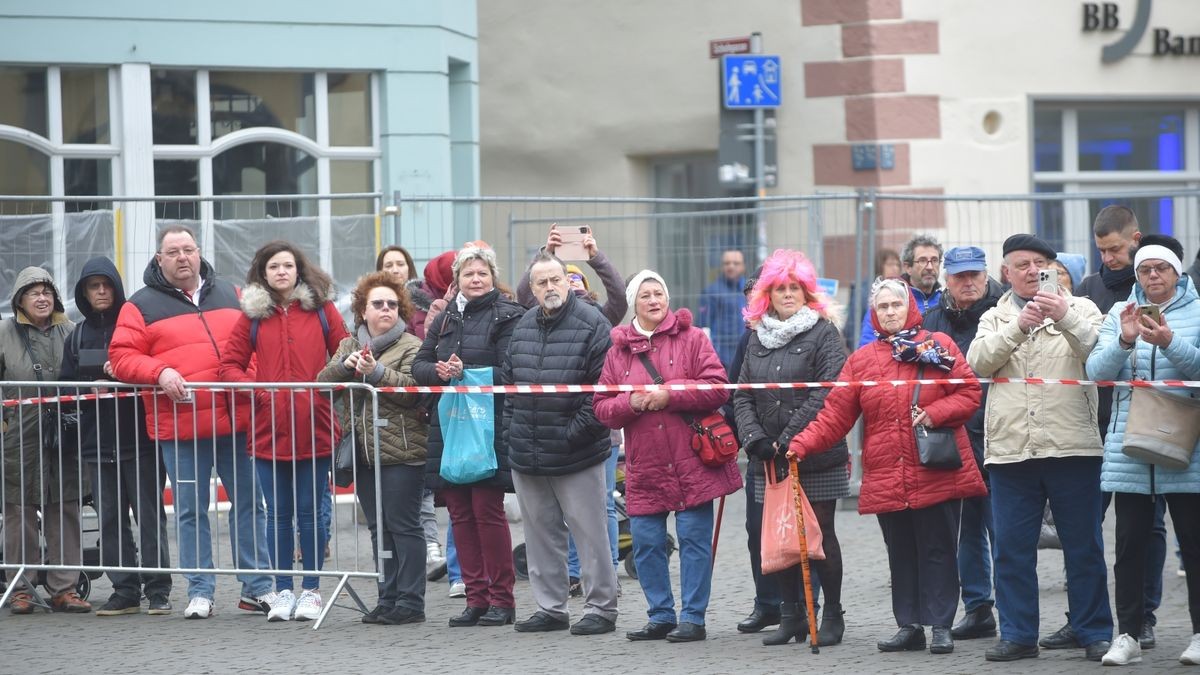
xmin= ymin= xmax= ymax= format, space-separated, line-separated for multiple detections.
xmin=447 ymin=522 xmax=462 ymax=584
xmin=254 ymin=457 xmax=331 ymax=591
xmin=630 ymin=501 xmax=714 ymax=626
xmin=160 ymin=433 xmax=273 ymax=601
xmin=567 ymin=446 xmax=620 ymax=577
xmin=990 ymin=457 xmax=1112 ymax=647
xmin=958 ymin=493 xmax=995 ymax=612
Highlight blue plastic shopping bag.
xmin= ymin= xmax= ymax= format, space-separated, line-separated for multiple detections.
xmin=438 ymin=367 xmax=498 ymax=484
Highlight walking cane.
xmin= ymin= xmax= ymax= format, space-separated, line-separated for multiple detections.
xmin=710 ymin=495 xmax=726 ymax=571
xmin=790 ymin=455 xmax=820 ymax=653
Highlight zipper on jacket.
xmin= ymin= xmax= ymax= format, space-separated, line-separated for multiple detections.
xmin=1149 ymin=344 xmax=1158 ymax=495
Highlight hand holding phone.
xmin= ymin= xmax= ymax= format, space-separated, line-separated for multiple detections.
xmin=556 ymin=226 xmax=591 ymax=261
xmin=1038 ymin=268 xmax=1058 ymax=295
xmin=1137 ymin=304 xmax=1162 ymax=325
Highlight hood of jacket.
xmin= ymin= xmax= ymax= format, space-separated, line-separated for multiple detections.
xmin=611 ymin=307 xmax=693 ymax=350
xmin=240 ymin=281 xmax=330 ymax=320
xmin=11 ymin=265 xmax=68 ymax=324
xmin=934 ymin=277 xmax=1005 ymax=331
xmin=73 ymin=256 xmax=126 ymax=329
xmin=142 ymin=255 xmax=217 ymax=296
xmin=407 ymin=279 xmax=435 ymax=312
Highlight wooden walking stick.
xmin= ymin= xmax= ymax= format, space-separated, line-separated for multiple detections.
xmin=710 ymin=495 xmax=726 ymax=571
xmin=790 ymin=455 xmax=820 ymax=653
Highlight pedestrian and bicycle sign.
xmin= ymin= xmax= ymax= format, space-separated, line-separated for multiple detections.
xmin=723 ymin=55 xmax=781 ymax=109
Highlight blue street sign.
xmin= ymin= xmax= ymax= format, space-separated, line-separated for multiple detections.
xmin=816 ymin=277 xmax=839 ymax=298
xmin=723 ymin=55 xmax=781 ymax=109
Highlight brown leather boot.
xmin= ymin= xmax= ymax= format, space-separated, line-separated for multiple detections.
xmin=9 ymin=591 xmax=35 ymax=614
xmin=51 ymin=590 xmax=92 ymax=613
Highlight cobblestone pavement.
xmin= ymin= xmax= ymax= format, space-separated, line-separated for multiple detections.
xmin=2 ymin=473 xmax=1198 ymax=674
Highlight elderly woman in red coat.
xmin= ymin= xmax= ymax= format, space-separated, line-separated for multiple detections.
xmin=789 ymin=278 xmax=985 ymax=656
xmin=595 ymin=270 xmax=742 ymax=644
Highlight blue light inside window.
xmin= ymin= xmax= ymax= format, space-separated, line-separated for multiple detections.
xmin=1159 ymin=132 xmax=1181 ymax=171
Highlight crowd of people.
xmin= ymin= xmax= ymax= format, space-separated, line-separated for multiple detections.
xmin=3 ymin=208 xmax=1200 ymax=666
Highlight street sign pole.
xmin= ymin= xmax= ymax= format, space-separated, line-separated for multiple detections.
xmin=750 ymin=32 xmax=768 ymax=264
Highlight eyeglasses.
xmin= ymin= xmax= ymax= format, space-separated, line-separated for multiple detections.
xmin=160 ymin=246 xmax=199 ymax=259
xmin=912 ymin=257 xmax=941 ymax=268
xmin=1009 ymin=258 xmax=1048 ymax=272
xmin=23 ymin=288 xmax=54 ymax=299
xmin=369 ymin=299 xmax=399 ymax=310
xmin=1136 ymin=262 xmax=1175 ymax=277
xmin=568 ymin=273 xmax=584 ymax=283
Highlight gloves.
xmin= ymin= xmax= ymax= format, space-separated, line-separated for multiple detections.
xmin=747 ymin=437 xmax=777 ymax=460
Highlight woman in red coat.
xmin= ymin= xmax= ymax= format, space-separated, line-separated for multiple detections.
xmin=788 ymin=278 xmax=985 ymax=655
xmin=595 ymin=270 xmax=742 ymax=644
xmin=219 ymin=240 xmax=349 ymax=622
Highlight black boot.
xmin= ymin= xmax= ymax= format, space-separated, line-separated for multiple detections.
xmin=762 ymin=603 xmax=807 ymax=646
xmin=816 ymin=603 xmax=845 ymax=646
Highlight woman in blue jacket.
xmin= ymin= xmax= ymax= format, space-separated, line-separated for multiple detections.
xmin=1086 ymin=236 xmax=1200 ymax=667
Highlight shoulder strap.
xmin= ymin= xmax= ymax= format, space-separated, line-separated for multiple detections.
xmin=636 ymin=352 xmax=664 ymax=384
xmin=15 ymin=324 xmax=44 ymax=381
xmin=249 ymin=318 xmax=260 ymax=351
xmin=911 ymin=363 xmax=924 ymax=408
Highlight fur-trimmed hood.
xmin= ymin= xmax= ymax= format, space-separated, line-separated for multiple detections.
xmin=407 ymin=279 xmax=435 ymax=312
xmin=240 ymin=282 xmax=333 ymax=320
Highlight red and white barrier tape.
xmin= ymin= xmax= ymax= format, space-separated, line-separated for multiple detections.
xmin=4 ymin=377 xmax=1197 ymax=408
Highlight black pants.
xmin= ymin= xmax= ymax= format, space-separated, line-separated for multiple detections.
xmin=356 ymin=463 xmax=427 ymax=612
xmin=744 ymin=464 xmax=781 ymax=611
xmin=84 ymin=455 xmax=173 ymax=600
xmin=1114 ymin=492 xmax=1200 ymax=635
xmin=777 ymin=499 xmax=840 ymax=610
xmin=877 ymin=500 xmax=961 ymax=627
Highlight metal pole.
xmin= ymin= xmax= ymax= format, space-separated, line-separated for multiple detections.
xmin=751 ymin=32 xmax=768 ymax=264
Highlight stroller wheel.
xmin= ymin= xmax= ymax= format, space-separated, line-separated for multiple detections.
xmin=513 ymin=542 xmax=529 ymax=580
xmin=76 ymin=572 xmax=91 ymax=601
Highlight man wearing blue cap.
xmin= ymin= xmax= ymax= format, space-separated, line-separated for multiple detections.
xmin=924 ymin=246 xmax=1005 ymax=641
xmin=967 ymin=234 xmax=1112 ymax=663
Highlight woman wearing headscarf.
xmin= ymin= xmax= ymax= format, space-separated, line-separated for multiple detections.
xmin=788 ymin=278 xmax=985 ymax=655
xmin=219 ymin=240 xmax=350 ymax=622
xmin=0 ymin=267 xmax=89 ymax=614
xmin=733 ymin=249 xmax=849 ymax=646
xmin=317 ymin=271 xmax=430 ymax=625
xmin=1086 ymin=236 xmax=1200 ymax=666
xmin=595 ymin=270 xmax=741 ymax=643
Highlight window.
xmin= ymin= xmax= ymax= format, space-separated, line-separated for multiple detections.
xmin=1077 ymin=107 xmax=1184 ymax=172
xmin=328 ymin=73 xmax=371 ymax=146
xmin=60 ymin=68 xmax=110 ymax=144
xmin=151 ymin=70 xmax=197 ymax=145
xmin=0 ymin=67 xmax=47 ymax=137
xmin=209 ymin=71 xmax=316 ymax=140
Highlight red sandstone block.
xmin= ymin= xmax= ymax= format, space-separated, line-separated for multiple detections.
xmin=802 ymin=0 xmax=902 ymax=26
xmin=842 ymin=21 xmax=939 ymax=57
xmin=845 ymin=96 xmax=940 ymax=140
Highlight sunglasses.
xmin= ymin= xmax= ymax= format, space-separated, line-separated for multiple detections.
xmin=369 ymin=299 xmax=399 ymax=310
xmin=568 ymin=273 xmax=584 ymax=283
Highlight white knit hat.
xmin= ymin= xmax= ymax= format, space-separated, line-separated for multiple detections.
xmin=625 ymin=269 xmax=669 ymax=309
xmin=1134 ymin=244 xmax=1183 ymax=277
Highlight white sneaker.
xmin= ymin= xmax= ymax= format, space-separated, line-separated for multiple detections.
xmin=1181 ymin=633 xmax=1200 ymax=665
xmin=1102 ymin=633 xmax=1142 ymax=665
xmin=448 ymin=581 xmax=466 ymax=598
xmin=266 ymin=589 xmax=296 ymax=622
xmin=183 ymin=597 xmax=213 ymax=619
xmin=293 ymin=589 xmax=322 ymax=621
xmin=426 ymin=542 xmax=445 ymax=564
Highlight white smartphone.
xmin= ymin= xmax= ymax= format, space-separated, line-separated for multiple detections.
xmin=556 ymin=226 xmax=591 ymax=261
xmin=1038 ymin=268 xmax=1058 ymax=295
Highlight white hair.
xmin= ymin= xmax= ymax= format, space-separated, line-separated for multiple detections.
xmin=869 ymin=277 xmax=909 ymax=308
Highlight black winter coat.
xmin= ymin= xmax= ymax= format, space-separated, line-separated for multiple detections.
xmin=1074 ymin=269 xmax=1137 ymax=440
xmin=922 ymin=278 xmax=1003 ymax=471
xmin=60 ymin=257 xmax=154 ymax=461
xmin=413 ymin=289 xmax=523 ymax=491
xmin=733 ymin=319 xmax=849 ymax=473
xmin=502 ymin=292 xmax=612 ymax=476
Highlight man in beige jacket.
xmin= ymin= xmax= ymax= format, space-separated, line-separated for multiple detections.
xmin=967 ymin=233 xmax=1112 ymax=664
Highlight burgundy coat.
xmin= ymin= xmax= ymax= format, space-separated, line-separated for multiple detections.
xmin=219 ymin=283 xmax=349 ymax=461
xmin=595 ymin=308 xmax=742 ymax=517
xmin=789 ymin=292 xmax=986 ymax=515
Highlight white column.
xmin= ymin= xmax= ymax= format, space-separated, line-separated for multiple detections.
xmin=118 ymin=63 xmax=156 ymax=291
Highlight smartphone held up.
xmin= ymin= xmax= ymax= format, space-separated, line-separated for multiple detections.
xmin=556 ymin=226 xmax=591 ymax=261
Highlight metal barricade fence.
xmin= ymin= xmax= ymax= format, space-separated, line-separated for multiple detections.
xmin=0 ymin=380 xmax=385 ymax=629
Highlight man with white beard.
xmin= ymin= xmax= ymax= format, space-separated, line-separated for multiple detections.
xmin=502 ymin=251 xmax=619 ymax=636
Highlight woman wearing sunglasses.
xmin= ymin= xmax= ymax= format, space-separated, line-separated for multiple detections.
xmin=317 ymin=270 xmax=431 ymax=625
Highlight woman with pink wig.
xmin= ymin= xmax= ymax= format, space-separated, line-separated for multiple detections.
xmin=732 ymin=248 xmax=851 ymax=646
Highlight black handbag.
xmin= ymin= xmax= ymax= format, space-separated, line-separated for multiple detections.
xmin=334 ymin=397 xmax=367 ymax=488
xmin=18 ymin=325 xmax=78 ymax=452
xmin=911 ymin=365 xmax=962 ymax=470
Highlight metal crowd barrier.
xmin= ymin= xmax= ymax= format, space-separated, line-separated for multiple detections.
xmin=0 ymin=380 xmax=384 ymax=630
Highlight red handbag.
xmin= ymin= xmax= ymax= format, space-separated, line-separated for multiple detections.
xmin=636 ymin=353 xmax=739 ymax=467
xmin=688 ymin=412 xmax=739 ymax=467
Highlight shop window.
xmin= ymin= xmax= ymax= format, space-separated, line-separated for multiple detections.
xmin=328 ymin=72 xmax=371 ymax=146
xmin=61 ymin=68 xmax=110 ymax=144
xmin=210 ymin=71 xmax=315 ymax=140
xmin=0 ymin=67 xmax=47 ymax=137
xmin=1077 ymin=108 xmax=1185 ymax=172
xmin=151 ymin=69 xmax=198 ymax=145
xmin=154 ymin=159 xmax=199 ymax=219
xmin=1033 ymin=109 xmax=1062 ymax=172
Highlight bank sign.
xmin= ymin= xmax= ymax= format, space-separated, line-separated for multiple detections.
xmin=1082 ymin=0 xmax=1200 ymax=61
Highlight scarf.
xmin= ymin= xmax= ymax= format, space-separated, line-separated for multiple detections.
xmin=1101 ymin=264 xmax=1136 ymax=291
xmin=878 ymin=326 xmax=956 ymax=372
xmin=356 ymin=321 xmax=408 ymax=355
xmin=756 ymin=307 xmax=819 ymax=349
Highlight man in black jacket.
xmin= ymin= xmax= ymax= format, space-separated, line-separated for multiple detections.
xmin=923 ymin=246 xmax=1003 ymax=641
xmin=61 ymin=257 xmax=173 ymax=616
xmin=503 ymin=251 xmax=618 ymax=636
